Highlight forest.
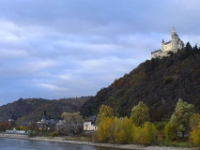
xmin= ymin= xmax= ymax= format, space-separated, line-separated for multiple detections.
xmin=94 ymin=99 xmax=200 ymax=147
xmin=81 ymin=42 xmax=200 ymax=123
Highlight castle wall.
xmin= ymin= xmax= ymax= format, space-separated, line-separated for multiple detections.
xmin=151 ymin=51 xmax=169 ymax=59
xmin=162 ymin=42 xmax=172 ymax=52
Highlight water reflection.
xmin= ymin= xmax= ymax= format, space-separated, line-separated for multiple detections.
xmin=0 ymin=138 xmax=124 ymax=150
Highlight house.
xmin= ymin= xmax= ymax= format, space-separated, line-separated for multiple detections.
xmin=151 ymin=27 xmax=184 ymax=58
xmin=37 ymin=110 xmax=57 ymax=131
xmin=6 ymin=128 xmax=27 ymax=134
xmin=55 ymin=120 xmax=66 ymax=132
xmin=83 ymin=115 xmax=97 ymax=133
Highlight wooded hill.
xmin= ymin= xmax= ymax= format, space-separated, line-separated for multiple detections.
xmin=80 ymin=42 xmax=200 ymax=122
xmin=0 ymin=97 xmax=91 ymax=124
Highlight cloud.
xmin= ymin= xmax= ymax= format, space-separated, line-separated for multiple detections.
xmin=0 ymin=0 xmax=200 ymax=105
xmin=37 ymin=83 xmax=68 ymax=92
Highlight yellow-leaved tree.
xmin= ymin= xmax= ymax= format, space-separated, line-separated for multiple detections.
xmin=133 ymin=122 xmax=157 ymax=145
xmin=96 ymin=104 xmax=113 ymax=125
xmin=190 ymin=114 xmax=200 ymax=146
xmin=95 ymin=105 xmax=114 ymax=143
xmin=113 ymin=117 xmax=133 ymax=144
xmin=96 ymin=117 xmax=113 ymax=142
xmin=190 ymin=122 xmax=200 ymax=146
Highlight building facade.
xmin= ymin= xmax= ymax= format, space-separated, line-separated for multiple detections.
xmin=151 ymin=27 xmax=184 ymax=58
xmin=83 ymin=115 xmax=97 ymax=133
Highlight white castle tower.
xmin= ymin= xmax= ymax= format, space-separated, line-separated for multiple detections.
xmin=151 ymin=27 xmax=184 ymax=58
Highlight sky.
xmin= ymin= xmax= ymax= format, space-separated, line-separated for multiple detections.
xmin=0 ymin=0 xmax=200 ymax=106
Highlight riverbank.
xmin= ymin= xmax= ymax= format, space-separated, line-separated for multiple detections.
xmin=0 ymin=133 xmax=198 ymax=150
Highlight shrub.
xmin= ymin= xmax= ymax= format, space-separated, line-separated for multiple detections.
xmin=163 ymin=76 xmax=172 ymax=84
xmin=50 ymin=132 xmax=60 ymax=137
xmin=164 ymin=122 xmax=177 ymax=140
xmin=28 ymin=132 xmax=33 ymax=137
xmin=175 ymin=70 xmax=180 ymax=74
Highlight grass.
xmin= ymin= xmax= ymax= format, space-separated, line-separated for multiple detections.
xmin=65 ymin=134 xmax=92 ymax=142
xmin=157 ymin=138 xmax=195 ymax=148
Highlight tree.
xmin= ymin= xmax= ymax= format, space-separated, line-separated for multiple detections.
xmin=0 ymin=122 xmax=8 ymax=131
xmin=132 ymin=122 xmax=157 ymax=145
xmin=190 ymin=114 xmax=200 ymax=146
xmin=112 ymin=117 xmax=133 ymax=144
xmin=142 ymin=122 xmax=157 ymax=145
xmin=186 ymin=42 xmax=192 ymax=52
xmin=190 ymin=114 xmax=200 ymax=130
xmin=130 ymin=101 xmax=150 ymax=126
xmin=170 ymin=98 xmax=194 ymax=138
xmin=190 ymin=122 xmax=200 ymax=146
xmin=164 ymin=122 xmax=177 ymax=140
xmin=61 ymin=112 xmax=83 ymax=134
xmin=28 ymin=121 xmax=39 ymax=131
xmin=96 ymin=105 xmax=113 ymax=125
xmin=96 ymin=117 xmax=113 ymax=143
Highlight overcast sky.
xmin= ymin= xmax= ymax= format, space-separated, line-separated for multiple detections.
xmin=0 ymin=0 xmax=200 ymax=106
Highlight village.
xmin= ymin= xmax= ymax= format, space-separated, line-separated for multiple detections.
xmin=1 ymin=110 xmax=97 ymax=136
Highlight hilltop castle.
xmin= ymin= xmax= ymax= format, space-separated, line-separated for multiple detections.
xmin=151 ymin=27 xmax=184 ymax=58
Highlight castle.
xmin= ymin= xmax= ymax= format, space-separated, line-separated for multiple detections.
xmin=151 ymin=27 xmax=184 ymax=58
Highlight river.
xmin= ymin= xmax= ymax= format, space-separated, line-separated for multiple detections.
xmin=0 ymin=138 xmax=124 ymax=150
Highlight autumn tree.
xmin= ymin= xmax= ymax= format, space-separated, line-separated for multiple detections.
xmin=96 ymin=105 xmax=113 ymax=125
xmin=96 ymin=117 xmax=113 ymax=143
xmin=61 ymin=112 xmax=83 ymax=134
xmin=190 ymin=122 xmax=200 ymax=146
xmin=170 ymin=98 xmax=194 ymax=138
xmin=0 ymin=122 xmax=8 ymax=131
xmin=133 ymin=122 xmax=157 ymax=145
xmin=130 ymin=101 xmax=150 ymax=126
xmin=112 ymin=117 xmax=133 ymax=144
xmin=28 ymin=121 xmax=39 ymax=131
xmin=190 ymin=114 xmax=200 ymax=146
xmin=190 ymin=114 xmax=200 ymax=130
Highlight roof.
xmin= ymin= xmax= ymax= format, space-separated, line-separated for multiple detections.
xmin=56 ymin=120 xmax=66 ymax=126
xmin=164 ymin=40 xmax=171 ymax=44
xmin=86 ymin=115 xmax=96 ymax=124
xmin=40 ymin=118 xmax=57 ymax=125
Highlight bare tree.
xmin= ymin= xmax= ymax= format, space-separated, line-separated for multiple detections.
xmin=61 ymin=112 xmax=83 ymax=134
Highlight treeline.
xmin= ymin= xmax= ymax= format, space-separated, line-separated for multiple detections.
xmin=93 ymin=99 xmax=200 ymax=146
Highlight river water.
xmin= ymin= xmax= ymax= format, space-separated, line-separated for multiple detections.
xmin=0 ymin=138 xmax=124 ymax=150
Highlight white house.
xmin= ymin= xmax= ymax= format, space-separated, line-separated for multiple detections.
xmin=6 ymin=128 xmax=27 ymax=134
xmin=83 ymin=115 xmax=97 ymax=132
xmin=83 ymin=122 xmax=97 ymax=131
xmin=151 ymin=27 xmax=184 ymax=58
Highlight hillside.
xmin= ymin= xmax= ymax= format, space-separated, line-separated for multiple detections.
xmin=80 ymin=42 xmax=200 ymax=121
xmin=0 ymin=97 xmax=91 ymax=124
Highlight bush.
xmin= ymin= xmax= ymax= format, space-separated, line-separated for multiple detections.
xmin=175 ymin=70 xmax=180 ymax=74
xmin=50 ymin=132 xmax=60 ymax=137
xmin=163 ymin=76 xmax=172 ymax=84
xmin=92 ymin=131 xmax=98 ymax=142
xmin=28 ymin=132 xmax=33 ymax=137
